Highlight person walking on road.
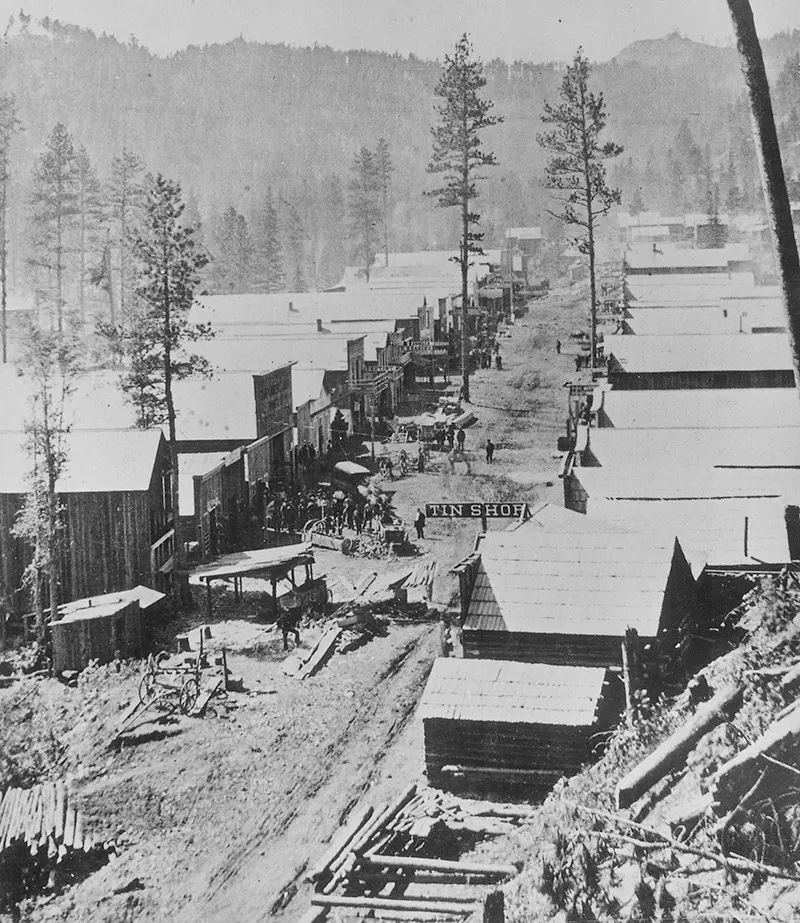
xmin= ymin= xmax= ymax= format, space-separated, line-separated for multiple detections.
xmin=277 ymin=605 xmax=301 ymax=651
xmin=486 ymin=438 xmax=495 ymax=464
xmin=414 ymin=508 xmax=426 ymax=539
xmin=446 ymin=424 xmax=455 ymax=449
xmin=456 ymin=427 xmax=465 ymax=450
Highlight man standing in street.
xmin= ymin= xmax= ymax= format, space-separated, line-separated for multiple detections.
xmin=414 ymin=508 xmax=426 ymax=539
xmin=456 ymin=427 xmax=465 ymax=451
xmin=486 ymin=438 xmax=495 ymax=464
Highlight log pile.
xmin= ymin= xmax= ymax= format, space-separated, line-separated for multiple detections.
xmin=0 ymin=781 xmax=111 ymax=909
xmin=302 ymin=784 xmax=523 ymax=920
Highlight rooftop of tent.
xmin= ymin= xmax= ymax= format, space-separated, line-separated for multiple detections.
xmin=625 ymin=274 xmax=756 ymax=306
xmin=0 ymin=429 xmax=165 ymax=494
xmin=606 ymin=333 xmax=793 ymax=374
xmin=595 ymin=387 xmax=800 ymax=429
xmin=192 ymin=333 xmax=376 ymax=370
xmin=463 ymin=525 xmax=683 ymax=638
xmin=419 ymin=657 xmax=608 ymax=726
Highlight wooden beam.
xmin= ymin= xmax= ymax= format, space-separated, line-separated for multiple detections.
xmin=365 ymin=854 xmax=518 ymax=879
xmin=311 ymin=895 xmax=480 ymax=915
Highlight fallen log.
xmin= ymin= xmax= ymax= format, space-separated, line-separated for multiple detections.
xmin=341 ymin=783 xmax=417 ymax=862
xmin=311 ymin=894 xmax=480 ymax=915
xmin=712 ymin=705 xmax=800 ymax=813
xmin=616 ymin=686 xmax=743 ymax=809
xmin=306 ymin=804 xmax=374 ymax=883
xmin=365 ymin=854 xmax=518 ymax=879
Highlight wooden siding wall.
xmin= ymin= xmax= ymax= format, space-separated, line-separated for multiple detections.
xmin=423 ymin=718 xmax=593 ymax=785
xmin=608 ymin=369 xmax=794 ymax=390
xmin=563 ymin=471 xmax=588 ymax=514
xmin=51 ymin=601 xmax=143 ymax=672
xmin=1 ymin=489 xmax=159 ymax=611
xmin=254 ymin=366 xmax=294 ymax=440
xmin=194 ymin=454 xmax=248 ymax=559
xmin=461 ymin=630 xmax=627 ymax=668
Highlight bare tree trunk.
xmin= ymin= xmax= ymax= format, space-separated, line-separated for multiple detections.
xmin=461 ymin=127 xmax=471 ymax=404
xmin=728 ymin=0 xmax=800 ymax=392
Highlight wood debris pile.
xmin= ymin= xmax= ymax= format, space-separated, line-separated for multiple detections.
xmin=0 ymin=781 xmax=112 ymax=909
xmin=302 ymin=783 xmax=525 ymax=920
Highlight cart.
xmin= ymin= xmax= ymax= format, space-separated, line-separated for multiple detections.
xmin=138 ymin=650 xmax=201 ymax=715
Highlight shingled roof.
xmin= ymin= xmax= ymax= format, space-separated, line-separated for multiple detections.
xmin=464 ymin=528 xmax=680 ymax=638
xmin=419 ymin=657 xmax=608 ymax=726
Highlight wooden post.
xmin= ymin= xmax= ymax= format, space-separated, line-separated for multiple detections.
xmin=271 ymin=575 xmax=278 ymax=623
xmin=728 ymin=0 xmax=800 ymax=393
xmin=221 ymin=648 xmax=228 ymax=692
xmin=622 ymin=627 xmax=641 ymax=718
xmin=205 ymin=580 xmax=212 ymax=622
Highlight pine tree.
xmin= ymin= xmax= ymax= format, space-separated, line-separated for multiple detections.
xmin=285 ymin=202 xmax=307 ymax=293
xmin=12 ymin=325 xmax=80 ymax=644
xmin=348 ymin=146 xmax=381 ymax=281
xmin=0 ymin=94 xmax=21 ymax=364
xmin=426 ymin=34 xmax=502 ymax=402
xmin=107 ymin=147 xmax=145 ymax=323
xmin=212 ymin=206 xmax=255 ymax=293
xmin=538 ymin=47 xmax=622 ymax=367
xmin=256 ymin=188 xmax=285 ymax=293
xmin=317 ymin=174 xmax=346 ymax=290
xmin=75 ymin=146 xmax=105 ymax=324
xmin=375 ymin=137 xmax=394 ymax=266
xmin=28 ymin=123 xmax=81 ymax=332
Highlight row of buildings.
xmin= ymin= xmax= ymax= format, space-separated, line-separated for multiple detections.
xmin=417 ymin=234 xmax=799 ymax=790
xmin=0 ymin=249 xmax=519 ymax=619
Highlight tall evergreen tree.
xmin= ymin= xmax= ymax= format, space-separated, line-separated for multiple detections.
xmin=12 ymin=325 xmax=80 ymax=644
xmin=75 ymin=146 xmax=105 ymax=324
xmin=348 ymin=146 xmax=381 ymax=281
xmin=0 ymin=94 xmax=21 ymax=363
xmin=538 ymin=47 xmax=622 ymax=367
xmin=256 ymin=188 xmax=285 ymax=293
xmin=28 ymin=123 xmax=81 ymax=332
xmin=285 ymin=202 xmax=307 ymax=293
xmin=212 ymin=205 xmax=255 ymax=293
xmin=317 ymin=174 xmax=346 ymax=290
xmin=426 ymin=34 xmax=502 ymax=402
xmin=375 ymin=137 xmax=394 ymax=267
xmin=107 ymin=147 xmax=145 ymax=323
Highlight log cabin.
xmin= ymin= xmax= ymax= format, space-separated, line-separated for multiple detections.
xmin=419 ymin=657 xmax=622 ymax=789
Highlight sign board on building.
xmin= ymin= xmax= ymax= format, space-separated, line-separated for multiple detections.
xmin=425 ymin=503 xmax=529 ymax=519
xmin=411 ymin=340 xmax=449 ymax=356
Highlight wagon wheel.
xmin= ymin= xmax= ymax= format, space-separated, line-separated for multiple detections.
xmin=138 ymin=671 xmax=157 ymax=706
xmin=179 ymin=677 xmax=200 ymax=715
xmin=378 ymin=458 xmax=391 ymax=478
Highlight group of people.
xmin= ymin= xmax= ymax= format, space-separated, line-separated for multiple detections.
xmin=264 ymin=485 xmax=389 ymax=539
xmin=435 ymin=423 xmax=467 ymax=452
xmin=469 ymin=340 xmax=503 ymax=371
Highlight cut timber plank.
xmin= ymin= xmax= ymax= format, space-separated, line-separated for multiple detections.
xmin=306 ymin=804 xmax=374 ymax=883
xmin=365 ymin=854 xmax=518 ymax=878
xmin=297 ymin=626 xmax=343 ymax=680
xmin=54 ymin=782 xmax=66 ymax=843
xmin=192 ymin=678 xmax=222 ymax=716
xmin=616 ymin=686 xmax=743 ymax=809
xmin=311 ymin=895 xmax=478 ymax=915
xmin=345 ymin=784 xmax=417 ymax=860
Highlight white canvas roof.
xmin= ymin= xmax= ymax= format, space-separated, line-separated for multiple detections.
xmin=607 ymin=333 xmax=793 ymax=374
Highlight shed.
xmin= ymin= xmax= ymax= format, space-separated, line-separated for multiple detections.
xmin=622 ymin=304 xmax=785 ymax=336
xmin=419 ymin=658 xmax=621 ymax=788
xmin=595 ymin=388 xmax=800 ymax=430
xmin=624 ymin=274 xmax=756 ymax=307
xmin=458 ymin=526 xmax=699 ymax=671
xmin=606 ymin=333 xmax=794 ymax=390
xmin=50 ymin=598 xmax=143 ymax=673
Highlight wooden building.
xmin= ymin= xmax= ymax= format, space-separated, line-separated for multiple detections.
xmin=419 ymin=658 xmax=621 ymax=789
xmin=606 ymin=333 xmax=794 ymax=390
xmin=0 ymin=429 xmax=173 ymax=613
xmin=624 ymin=242 xmax=752 ymax=276
xmin=593 ymin=387 xmax=800 ymax=430
xmin=453 ymin=520 xmax=701 ymax=672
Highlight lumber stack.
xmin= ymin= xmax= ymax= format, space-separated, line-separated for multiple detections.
xmin=0 ymin=781 xmax=103 ymax=857
xmin=302 ymin=784 xmax=522 ymax=920
xmin=0 ymin=781 xmax=111 ymax=907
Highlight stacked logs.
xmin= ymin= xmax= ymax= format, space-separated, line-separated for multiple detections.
xmin=303 ymin=784 xmax=522 ymax=921
xmin=0 ymin=782 xmax=110 ymax=909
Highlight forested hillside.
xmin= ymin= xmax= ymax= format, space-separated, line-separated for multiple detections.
xmin=1 ymin=14 xmax=800 ymax=295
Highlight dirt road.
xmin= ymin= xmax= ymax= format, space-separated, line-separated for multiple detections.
xmin=3 ymin=285 xmax=587 ymax=923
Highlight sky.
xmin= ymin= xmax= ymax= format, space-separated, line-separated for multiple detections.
xmin=3 ymin=0 xmax=800 ymax=62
